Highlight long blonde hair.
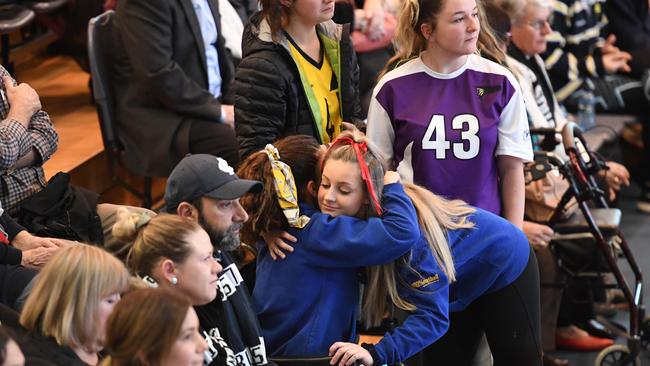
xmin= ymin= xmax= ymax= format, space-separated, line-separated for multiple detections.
xmin=20 ymin=244 xmax=130 ymax=349
xmin=386 ymin=0 xmax=506 ymax=76
xmin=363 ymin=184 xmax=474 ymax=326
xmin=323 ymin=132 xmax=474 ymax=326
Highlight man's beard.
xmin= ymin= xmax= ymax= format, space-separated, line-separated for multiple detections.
xmin=199 ymin=216 xmax=242 ymax=252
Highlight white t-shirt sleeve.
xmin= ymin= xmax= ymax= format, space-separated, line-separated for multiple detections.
xmin=366 ymin=89 xmax=396 ymax=167
xmin=495 ymin=77 xmax=534 ymax=162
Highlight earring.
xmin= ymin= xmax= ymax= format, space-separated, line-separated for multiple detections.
xmin=170 ymin=276 xmax=178 ymax=285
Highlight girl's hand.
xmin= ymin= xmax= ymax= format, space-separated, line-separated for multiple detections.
xmin=522 ymin=221 xmax=554 ymax=250
xmin=329 ymin=342 xmax=373 ymax=366
xmin=261 ymin=230 xmax=297 ymax=260
xmin=341 ymin=121 xmax=360 ymax=133
xmin=383 ymin=171 xmax=400 ymax=185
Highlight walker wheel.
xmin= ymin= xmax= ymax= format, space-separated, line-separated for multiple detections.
xmin=640 ymin=317 xmax=650 ymax=350
xmin=595 ymin=344 xmax=641 ymax=366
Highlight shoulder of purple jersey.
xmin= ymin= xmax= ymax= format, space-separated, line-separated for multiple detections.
xmin=468 ymin=54 xmax=523 ymax=93
xmin=372 ymin=57 xmax=424 ymax=98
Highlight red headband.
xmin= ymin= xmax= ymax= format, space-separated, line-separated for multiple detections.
xmin=327 ymin=137 xmax=383 ymax=216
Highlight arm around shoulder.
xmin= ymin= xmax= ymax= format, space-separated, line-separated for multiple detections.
xmin=303 ymin=182 xmax=419 ymax=267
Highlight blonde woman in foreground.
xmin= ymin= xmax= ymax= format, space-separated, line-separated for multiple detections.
xmin=19 ymin=244 xmax=130 ymax=365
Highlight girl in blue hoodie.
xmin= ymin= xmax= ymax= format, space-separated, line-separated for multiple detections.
xmin=237 ymin=135 xmax=420 ymax=357
xmin=324 ymin=132 xmax=542 ymax=366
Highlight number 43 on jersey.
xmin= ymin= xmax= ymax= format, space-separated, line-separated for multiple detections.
xmin=422 ymin=114 xmax=480 ymax=160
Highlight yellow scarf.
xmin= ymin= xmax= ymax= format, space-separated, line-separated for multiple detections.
xmin=264 ymin=145 xmax=310 ymax=228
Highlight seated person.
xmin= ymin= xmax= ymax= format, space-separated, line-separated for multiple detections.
xmin=100 ymin=155 xmax=269 ymax=365
xmin=111 ymin=0 xmax=239 ymax=177
xmin=0 ymin=67 xmax=58 ymax=216
xmin=0 ymin=202 xmax=65 ymax=269
xmin=0 ymin=208 xmax=39 ymax=313
xmin=540 ymin=0 xmax=650 ymax=213
xmin=504 ymin=0 xmax=625 ymax=363
xmin=102 ymin=288 xmax=207 ymax=366
xmin=112 ymin=211 xmax=239 ymax=366
xmin=18 ymin=244 xmax=130 ymax=365
xmin=162 ymin=154 xmax=268 ymax=365
xmin=605 ymin=0 xmax=650 ymax=78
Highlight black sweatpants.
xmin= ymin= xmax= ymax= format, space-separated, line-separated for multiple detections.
xmin=420 ymin=247 xmax=543 ymax=366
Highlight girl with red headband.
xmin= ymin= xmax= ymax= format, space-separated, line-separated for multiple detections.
xmin=322 ymin=131 xmax=542 ymax=366
xmin=239 ymin=132 xmax=540 ymax=365
xmin=237 ymin=135 xmax=420 ymax=359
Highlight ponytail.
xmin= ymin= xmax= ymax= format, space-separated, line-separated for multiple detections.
xmin=382 ymin=0 xmax=441 ymax=77
xmin=394 ymin=0 xmax=425 ymax=60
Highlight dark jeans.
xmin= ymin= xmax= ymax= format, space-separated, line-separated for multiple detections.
xmin=420 ymin=247 xmax=543 ymax=366
xmin=173 ymin=119 xmax=240 ymax=169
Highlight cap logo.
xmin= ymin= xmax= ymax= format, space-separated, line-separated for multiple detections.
xmin=217 ymin=157 xmax=235 ymax=175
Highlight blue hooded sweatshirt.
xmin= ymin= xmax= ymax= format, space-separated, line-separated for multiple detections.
xmin=253 ymin=183 xmax=420 ymax=357
xmin=370 ymin=207 xmax=530 ymax=365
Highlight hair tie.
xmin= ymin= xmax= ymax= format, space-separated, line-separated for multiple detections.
xmin=140 ymin=275 xmax=159 ymax=288
xmin=264 ymin=144 xmax=310 ymax=228
xmin=328 ymin=137 xmax=383 ymax=215
xmin=134 ymin=212 xmax=152 ymax=231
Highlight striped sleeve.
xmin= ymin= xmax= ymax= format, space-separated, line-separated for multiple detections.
xmin=541 ymin=0 xmax=608 ymax=101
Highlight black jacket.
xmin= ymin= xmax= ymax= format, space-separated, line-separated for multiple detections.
xmin=604 ymin=0 xmax=650 ymax=76
xmin=195 ymin=251 xmax=267 ymax=365
xmin=0 ymin=213 xmax=24 ymax=265
xmin=234 ymin=13 xmax=362 ymax=158
xmin=605 ymin=0 xmax=650 ymax=52
xmin=19 ymin=331 xmax=88 ymax=366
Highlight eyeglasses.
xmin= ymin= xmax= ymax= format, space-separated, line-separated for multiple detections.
xmin=525 ymin=15 xmax=553 ymax=31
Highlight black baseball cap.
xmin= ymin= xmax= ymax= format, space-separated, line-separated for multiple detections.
xmin=164 ymin=154 xmax=262 ymax=212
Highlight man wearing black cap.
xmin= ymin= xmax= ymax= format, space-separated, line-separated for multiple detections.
xmin=164 ymin=153 xmax=269 ymax=366
xmin=164 ymin=154 xmax=261 ymax=253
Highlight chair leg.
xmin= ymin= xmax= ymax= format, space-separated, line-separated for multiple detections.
xmin=142 ymin=176 xmax=152 ymax=209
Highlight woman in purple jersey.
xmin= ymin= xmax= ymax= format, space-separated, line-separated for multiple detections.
xmin=366 ymin=0 xmax=533 ymax=228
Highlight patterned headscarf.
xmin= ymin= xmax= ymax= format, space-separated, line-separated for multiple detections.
xmin=264 ymin=144 xmax=310 ymax=228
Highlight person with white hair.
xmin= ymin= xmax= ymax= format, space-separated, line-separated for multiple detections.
xmin=505 ymin=1 xmax=626 ymax=365
xmin=538 ymin=0 xmax=650 ymax=213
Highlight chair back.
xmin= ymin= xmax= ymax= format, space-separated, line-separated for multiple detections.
xmin=88 ymin=10 xmax=120 ymax=168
